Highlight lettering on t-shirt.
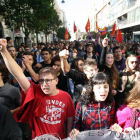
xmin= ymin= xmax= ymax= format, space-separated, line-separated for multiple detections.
xmin=40 ymin=100 xmax=65 ymax=125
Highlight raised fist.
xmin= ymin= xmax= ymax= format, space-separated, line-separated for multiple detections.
xmin=59 ymin=49 xmax=69 ymax=59
xmin=102 ymin=37 xmax=108 ymax=47
xmin=0 ymin=39 xmax=7 ymax=52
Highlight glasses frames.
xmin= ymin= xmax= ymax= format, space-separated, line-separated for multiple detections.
xmin=130 ymin=61 xmax=138 ymax=64
xmin=86 ymin=68 xmax=99 ymax=73
xmin=38 ymin=78 xmax=56 ymax=84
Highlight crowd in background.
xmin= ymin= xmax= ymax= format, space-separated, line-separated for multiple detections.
xmin=1 ymin=32 xmax=140 ymax=140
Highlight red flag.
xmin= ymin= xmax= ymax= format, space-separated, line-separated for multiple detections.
xmin=101 ymin=27 xmax=107 ymax=36
xmin=96 ymin=22 xmax=107 ymax=33
xmin=74 ymin=22 xmax=77 ymax=33
xmin=85 ymin=18 xmax=90 ymax=32
xmin=111 ymin=22 xmax=116 ymax=37
xmin=65 ymin=28 xmax=69 ymax=40
xmin=115 ymin=28 xmax=122 ymax=43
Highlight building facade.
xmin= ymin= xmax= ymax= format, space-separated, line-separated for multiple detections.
xmin=96 ymin=0 xmax=140 ymax=42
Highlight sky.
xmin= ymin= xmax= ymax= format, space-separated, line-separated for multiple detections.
xmin=56 ymin=0 xmax=95 ymax=33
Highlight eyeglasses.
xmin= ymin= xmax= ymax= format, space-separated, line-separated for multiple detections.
xmin=38 ymin=78 xmax=56 ymax=84
xmin=130 ymin=61 xmax=138 ymax=64
xmin=86 ymin=68 xmax=99 ymax=73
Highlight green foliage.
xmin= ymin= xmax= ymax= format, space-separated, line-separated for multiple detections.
xmin=83 ymin=33 xmax=87 ymax=40
xmin=57 ymin=27 xmax=71 ymax=40
xmin=92 ymin=31 xmax=97 ymax=38
xmin=43 ymin=10 xmax=63 ymax=36
xmin=0 ymin=0 xmax=56 ymax=44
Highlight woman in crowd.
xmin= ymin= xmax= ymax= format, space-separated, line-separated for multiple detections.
xmin=99 ymin=38 xmax=120 ymax=96
xmin=68 ymin=49 xmax=78 ymax=65
xmin=112 ymin=79 xmax=140 ymax=133
xmin=70 ymin=57 xmax=84 ymax=73
xmin=117 ymin=54 xmax=140 ymax=105
xmin=69 ymin=72 xmax=115 ymax=138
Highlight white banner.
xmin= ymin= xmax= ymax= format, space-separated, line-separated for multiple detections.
xmin=33 ymin=128 xmax=140 ymax=140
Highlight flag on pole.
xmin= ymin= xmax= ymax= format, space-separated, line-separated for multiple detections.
xmin=111 ymin=21 xmax=116 ymax=37
xmin=74 ymin=22 xmax=77 ymax=33
xmin=115 ymin=28 xmax=122 ymax=43
xmin=85 ymin=18 xmax=90 ymax=32
xmin=96 ymin=22 xmax=106 ymax=32
xmin=65 ymin=28 xmax=69 ymax=40
xmin=101 ymin=27 xmax=107 ymax=36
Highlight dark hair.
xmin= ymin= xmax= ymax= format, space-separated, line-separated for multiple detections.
xmin=23 ymin=52 xmax=34 ymax=59
xmin=40 ymin=43 xmax=46 ymax=47
xmin=6 ymin=37 xmax=12 ymax=43
xmin=71 ymin=57 xmax=84 ymax=71
xmin=39 ymin=67 xmax=57 ymax=79
xmin=133 ymin=44 xmax=140 ymax=55
xmin=80 ymin=72 xmax=113 ymax=105
xmin=17 ymin=46 xmax=22 ymax=52
xmin=85 ymin=43 xmax=96 ymax=54
xmin=17 ymin=51 xmax=24 ymax=59
xmin=0 ymin=63 xmax=10 ymax=83
xmin=51 ymin=55 xmax=60 ymax=67
xmin=106 ymin=51 xmax=119 ymax=89
xmin=7 ymin=46 xmax=16 ymax=50
xmin=24 ymin=45 xmax=30 ymax=49
xmin=41 ymin=47 xmax=51 ymax=55
xmin=21 ymin=43 xmax=25 ymax=46
xmin=113 ymin=46 xmax=122 ymax=53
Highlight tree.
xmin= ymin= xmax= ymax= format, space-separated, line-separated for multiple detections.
xmin=43 ymin=10 xmax=62 ymax=42
xmin=0 ymin=0 xmax=55 ymax=45
xmin=57 ymin=27 xmax=71 ymax=40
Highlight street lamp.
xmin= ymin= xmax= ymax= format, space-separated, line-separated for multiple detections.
xmin=61 ymin=0 xmax=65 ymax=3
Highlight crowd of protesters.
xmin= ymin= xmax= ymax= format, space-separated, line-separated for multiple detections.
xmin=0 ymin=33 xmax=140 ymax=140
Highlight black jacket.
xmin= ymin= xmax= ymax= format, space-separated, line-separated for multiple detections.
xmin=0 ymin=105 xmax=21 ymax=140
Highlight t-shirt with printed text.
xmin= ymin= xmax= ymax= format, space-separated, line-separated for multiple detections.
xmin=14 ymin=81 xmax=75 ymax=139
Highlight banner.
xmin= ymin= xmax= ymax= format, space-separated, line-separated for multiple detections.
xmin=33 ymin=128 xmax=140 ymax=140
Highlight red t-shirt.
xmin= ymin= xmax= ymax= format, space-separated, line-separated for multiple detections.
xmin=14 ymin=81 xmax=75 ymax=139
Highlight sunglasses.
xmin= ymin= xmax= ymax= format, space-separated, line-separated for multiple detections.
xmin=130 ymin=61 xmax=138 ymax=64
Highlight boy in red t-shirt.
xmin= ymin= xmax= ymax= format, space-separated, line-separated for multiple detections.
xmin=0 ymin=39 xmax=75 ymax=139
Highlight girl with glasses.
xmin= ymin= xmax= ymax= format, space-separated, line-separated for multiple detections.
xmin=117 ymin=54 xmax=140 ymax=105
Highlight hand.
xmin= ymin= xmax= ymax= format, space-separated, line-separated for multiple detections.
xmin=59 ymin=49 xmax=69 ymax=59
xmin=22 ymin=55 xmax=30 ymax=67
xmin=0 ymin=39 xmax=7 ymax=52
xmin=110 ymin=123 xmax=122 ymax=133
xmin=22 ymin=61 xmax=26 ymax=71
xmin=112 ymin=90 xmax=117 ymax=96
xmin=124 ymin=127 xmax=134 ymax=133
xmin=69 ymin=129 xmax=79 ymax=139
xmin=11 ymin=110 xmax=15 ymax=115
xmin=34 ymin=63 xmax=42 ymax=68
xmin=102 ymin=37 xmax=108 ymax=47
xmin=135 ymin=71 xmax=140 ymax=81
xmin=97 ymin=32 xmax=101 ymax=38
